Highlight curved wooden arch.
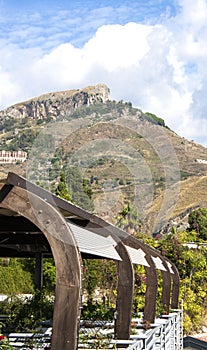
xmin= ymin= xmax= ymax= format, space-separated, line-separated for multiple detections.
xmin=170 ymin=262 xmax=180 ymax=309
xmin=124 ymin=236 xmax=180 ymax=316
xmin=157 ymin=255 xmax=180 ymax=310
xmin=148 ymin=245 xmax=180 ymax=310
xmin=147 ymin=247 xmax=173 ymax=311
xmin=86 ymin=222 xmax=176 ymax=324
xmin=123 ymin=235 xmax=158 ymax=323
xmin=115 ymin=241 xmax=134 ymax=339
xmin=85 ymin=223 xmax=135 ymax=340
xmin=0 ymin=184 xmax=82 ymax=350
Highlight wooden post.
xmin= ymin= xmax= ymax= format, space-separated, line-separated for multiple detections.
xmin=160 ymin=269 xmax=171 ymax=313
xmin=148 ymin=249 xmax=172 ymax=313
xmin=123 ymin=236 xmax=158 ymax=323
xmin=124 ymin=236 xmax=179 ymax=320
xmin=115 ymin=242 xmax=134 ymax=339
xmin=170 ymin=263 xmax=180 ymax=309
xmin=35 ymin=252 xmax=43 ymax=290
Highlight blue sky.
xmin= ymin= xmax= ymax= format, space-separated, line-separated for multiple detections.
xmin=0 ymin=0 xmax=207 ymax=146
xmin=1 ymin=0 xmax=177 ymax=49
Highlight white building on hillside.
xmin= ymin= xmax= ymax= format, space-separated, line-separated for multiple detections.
xmin=0 ymin=150 xmax=27 ymax=164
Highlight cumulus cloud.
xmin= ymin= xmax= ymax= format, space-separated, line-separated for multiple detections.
xmin=84 ymin=23 xmax=152 ymax=71
xmin=0 ymin=67 xmax=20 ymax=107
xmin=0 ymin=0 xmax=207 ymax=145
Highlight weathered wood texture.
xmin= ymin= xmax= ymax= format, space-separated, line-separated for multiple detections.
xmin=147 ymin=246 xmax=180 ymax=310
xmin=115 ymin=242 xmax=134 ymax=339
xmin=123 ymin=235 xmax=158 ymax=323
xmin=170 ymin=263 xmax=180 ymax=309
xmin=147 ymin=249 xmax=172 ymax=312
xmin=124 ymin=235 xmax=180 ymax=317
xmin=0 ymin=184 xmax=82 ymax=350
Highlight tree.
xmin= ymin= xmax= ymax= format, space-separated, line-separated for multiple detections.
xmin=0 ymin=258 xmax=34 ymax=295
xmin=188 ymin=208 xmax=207 ymax=240
xmin=65 ymin=166 xmax=94 ymax=211
xmin=116 ymin=204 xmax=142 ymax=234
xmin=82 ymin=259 xmax=117 ymax=305
xmin=55 ymin=173 xmax=72 ymax=201
xmin=145 ymin=112 xmax=166 ymax=127
xmin=155 ymin=230 xmax=207 ymax=334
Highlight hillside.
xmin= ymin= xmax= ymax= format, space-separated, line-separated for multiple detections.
xmin=0 ymin=83 xmax=207 ymax=234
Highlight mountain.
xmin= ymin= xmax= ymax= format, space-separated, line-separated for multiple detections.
xmin=0 ymin=83 xmax=207 ymax=235
xmin=0 ymin=84 xmax=110 ymax=121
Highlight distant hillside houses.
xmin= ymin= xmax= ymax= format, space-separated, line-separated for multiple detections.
xmin=0 ymin=150 xmax=27 ymax=164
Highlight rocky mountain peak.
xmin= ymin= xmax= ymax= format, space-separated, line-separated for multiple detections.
xmin=0 ymin=83 xmax=110 ymax=121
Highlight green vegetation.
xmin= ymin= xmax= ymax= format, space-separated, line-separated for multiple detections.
xmin=64 ymin=167 xmax=94 ymax=211
xmin=81 ymin=300 xmax=115 ymax=321
xmin=0 ymin=257 xmax=56 ymax=337
xmin=64 ymin=100 xmax=137 ymax=121
xmin=80 ymin=206 xmax=207 ymax=334
xmin=7 ymin=129 xmax=39 ymax=152
xmin=116 ymin=206 xmax=207 ymax=334
xmin=0 ymin=259 xmax=33 ymax=295
xmin=116 ymin=203 xmax=143 ymax=233
xmin=145 ymin=112 xmax=166 ymax=127
xmin=83 ymin=259 xmax=117 ymax=303
xmin=188 ymin=208 xmax=207 ymax=240
xmin=55 ymin=172 xmax=72 ymax=201
xmin=0 ymin=289 xmax=53 ymax=333
xmin=180 ymin=170 xmax=194 ymax=180
xmin=154 ymin=229 xmax=207 ymax=334
xmin=0 ymin=101 xmax=166 ymax=149
xmin=0 ymin=184 xmax=207 ymax=336
xmin=54 ymin=168 xmax=94 ymax=212
xmin=0 ymin=116 xmax=18 ymax=132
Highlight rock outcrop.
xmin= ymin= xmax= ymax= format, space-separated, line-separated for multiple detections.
xmin=0 ymin=84 xmax=110 ymax=121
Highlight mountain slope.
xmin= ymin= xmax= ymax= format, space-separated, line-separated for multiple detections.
xmin=0 ymin=84 xmax=207 ymax=234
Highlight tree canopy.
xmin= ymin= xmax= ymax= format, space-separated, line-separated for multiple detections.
xmin=188 ymin=208 xmax=207 ymax=240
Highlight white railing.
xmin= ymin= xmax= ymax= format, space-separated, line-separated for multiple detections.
xmin=124 ymin=309 xmax=183 ymax=350
xmin=6 ymin=310 xmax=183 ymax=349
xmin=78 ymin=309 xmax=183 ymax=349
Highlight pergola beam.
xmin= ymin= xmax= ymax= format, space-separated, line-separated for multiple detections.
xmin=0 ymin=172 xmax=180 ymax=349
xmin=0 ymin=183 xmax=82 ymax=350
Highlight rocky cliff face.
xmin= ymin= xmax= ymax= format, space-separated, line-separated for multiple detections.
xmin=0 ymin=84 xmax=110 ymax=121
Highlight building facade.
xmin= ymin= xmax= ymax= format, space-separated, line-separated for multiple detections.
xmin=0 ymin=150 xmax=27 ymax=164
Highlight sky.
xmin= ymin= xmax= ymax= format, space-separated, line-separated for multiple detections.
xmin=0 ymin=0 xmax=207 ymax=146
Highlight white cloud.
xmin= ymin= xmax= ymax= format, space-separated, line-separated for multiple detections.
xmin=0 ymin=0 xmax=207 ymax=145
xmin=83 ymin=23 xmax=152 ymax=71
xmin=179 ymin=0 xmax=207 ymax=27
xmin=34 ymin=44 xmax=86 ymax=85
xmin=0 ymin=67 xmax=20 ymax=106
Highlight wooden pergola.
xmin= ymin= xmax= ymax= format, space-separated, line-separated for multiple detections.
xmin=0 ymin=172 xmax=180 ymax=350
